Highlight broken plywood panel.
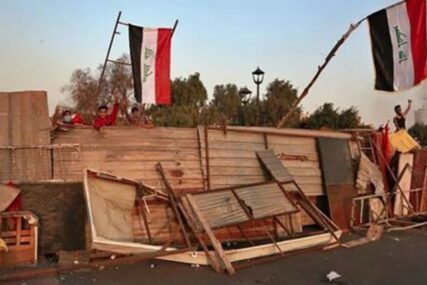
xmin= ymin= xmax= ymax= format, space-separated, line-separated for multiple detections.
xmin=356 ymin=152 xmax=385 ymax=195
xmin=188 ymin=182 xmax=298 ymax=229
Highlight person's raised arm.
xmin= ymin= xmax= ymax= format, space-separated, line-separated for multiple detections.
xmin=109 ymin=90 xmax=121 ymax=124
xmin=120 ymin=97 xmax=132 ymax=125
xmin=403 ymin=99 xmax=412 ymax=116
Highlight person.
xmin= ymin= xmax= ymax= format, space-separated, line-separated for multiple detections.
xmin=123 ymin=102 xmax=154 ymax=128
xmin=93 ymin=90 xmax=121 ymax=130
xmin=52 ymin=106 xmax=84 ymax=131
xmin=393 ymin=99 xmax=412 ymax=131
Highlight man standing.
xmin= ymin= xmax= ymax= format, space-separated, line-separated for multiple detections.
xmin=93 ymin=91 xmax=121 ymax=130
xmin=393 ymin=99 xmax=412 ymax=131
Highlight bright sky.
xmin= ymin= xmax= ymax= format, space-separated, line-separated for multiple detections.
xmin=1 ymin=0 xmax=427 ymax=126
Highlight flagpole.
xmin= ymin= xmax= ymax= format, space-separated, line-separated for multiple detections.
xmin=97 ymin=11 xmax=122 ymax=104
xmin=276 ymin=21 xmax=363 ymax=128
xmin=276 ymin=0 xmax=405 ymax=128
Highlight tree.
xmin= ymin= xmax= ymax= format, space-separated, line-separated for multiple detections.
xmin=261 ymin=79 xmax=300 ymax=127
xmin=210 ymin=84 xmax=241 ymax=123
xmin=409 ymin=123 xmax=427 ymax=146
xmin=302 ymin=103 xmax=366 ymax=130
xmin=62 ymin=54 xmax=133 ymax=122
xmin=148 ymin=73 xmax=208 ymax=127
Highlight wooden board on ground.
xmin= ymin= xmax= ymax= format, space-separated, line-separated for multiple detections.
xmin=341 ymin=224 xmax=383 ymax=248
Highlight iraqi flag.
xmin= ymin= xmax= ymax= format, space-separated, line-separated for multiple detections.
xmin=368 ymin=0 xmax=427 ymax=91
xmin=129 ymin=24 xmax=172 ymax=104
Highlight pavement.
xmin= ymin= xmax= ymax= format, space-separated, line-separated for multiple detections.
xmin=2 ymin=229 xmax=427 ymax=285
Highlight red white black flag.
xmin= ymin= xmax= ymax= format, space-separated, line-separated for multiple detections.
xmin=129 ymin=24 xmax=172 ymax=104
xmin=368 ymin=0 xmax=427 ymax=91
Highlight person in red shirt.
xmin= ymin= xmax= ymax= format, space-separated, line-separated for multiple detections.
xmin=93 ymin=91 xmax=121 ymax=130
xmin=52 ymin=107 xmax=85 ymax=132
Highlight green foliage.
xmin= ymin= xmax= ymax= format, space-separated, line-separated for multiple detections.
xmin=211 ymin=84 xmax=240 ymax=123
xmin=62 ymin=54 xmax=133 ymax=121
xmin=63 ymin=56 xmax=369 ymax=129
xmin=171 ymin=73 xmax=207 ymax=107
xmin=261 ymin=79 xmax=300 ymax=127
xmin=409 ymin=123 xmax=427 ymax=146
xmin=302 ymin=102 xmax=365 ymax=130
xmin=149 ymin=73 xmax=208 ymax=127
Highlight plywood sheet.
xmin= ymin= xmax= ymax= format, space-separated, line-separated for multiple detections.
xmin=188 ymin=182 xmax=298 ymax=229
xmin=0 ymin=91 xmax=51 ymax=181
xmin=394 ymin=153 xmax=413 ymax=216
xmin=317 ymin=138 xmax=357 ymax=230
xmin=85 ymin=173 xmax=137 ymax=242
xmin=256 ymin=150 xmax=293 ymax=183
xmin=317 ymin=137 xmax=354 ymax=185
xmin=19 ymin=182 xmax=86 ymax=253
xmin=411 ymin=149 xmax=427 ymax=211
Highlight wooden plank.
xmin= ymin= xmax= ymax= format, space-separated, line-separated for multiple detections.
xmin=158 ymin=231 xmax=341 ymax=265
xmin=219 ymin=126 xmax=352 ymax=139
xmin=324 ymin=185 xmax=356 ymax=231
xmin=265 ymin=135 xmax=316 ymax=147
xmin=317 ymin=137 xmax=354 ymax=185
xmin=256 ymin=150 xmax=293 ymax=183
xmin=411 ymin=149 xmax=427 ymax=211
xmin=186 ymin=195 xmax=236 ymax=275
xmin=394 ymin=153 xmax=414 ymax=216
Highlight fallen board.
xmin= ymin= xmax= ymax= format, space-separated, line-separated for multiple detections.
xmin=187 ymin=182 xmax=298 ymax=229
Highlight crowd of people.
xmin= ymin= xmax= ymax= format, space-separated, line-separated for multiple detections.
xmin=52 ymin=90 xmax=154 ymax=132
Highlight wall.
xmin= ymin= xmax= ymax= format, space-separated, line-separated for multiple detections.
xmin=0 ymin=91 xmax=51 ymax=181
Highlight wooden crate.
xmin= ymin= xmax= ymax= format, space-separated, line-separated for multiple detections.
xmin=0 ymin=211 xmax=38 ymax=266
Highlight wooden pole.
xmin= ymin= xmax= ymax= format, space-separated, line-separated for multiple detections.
xmin=276 ymin=21 xmax=363 ymax=128
xmin=97 ymin=11 xmax=122 ymax=103
xmin=276 ymin=0 xmax=406 ymax=128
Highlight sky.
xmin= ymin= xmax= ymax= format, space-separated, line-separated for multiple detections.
xmin=1 ymin=0 xmax=427 ymax=127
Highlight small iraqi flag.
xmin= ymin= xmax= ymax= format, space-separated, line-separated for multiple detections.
xmin=129 ymin=24 xmax=172 ymax=104
xmin=368 ymin=0 xmax=427 ymax=91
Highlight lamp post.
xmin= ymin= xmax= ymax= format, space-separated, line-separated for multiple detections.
xmin=238 ymin=87 xmax=252 ymax=105
xmin=252 ymin=66 xmax=264 ymax=125
xmin=237 ymin=87 xmax=252 ymax=125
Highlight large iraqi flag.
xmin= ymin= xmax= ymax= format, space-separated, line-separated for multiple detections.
xmin=129 ymin=24 xmax=172 ymax=104
xmin=368 ymin=0 xmax=427 ymax=91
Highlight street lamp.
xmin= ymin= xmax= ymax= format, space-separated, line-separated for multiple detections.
xmin=238 ymin=87 xmax=252 ymax=105
xmin=252 ymin=66 xmax=264 ymax=104
xmin=252 ymin=67 xmax=264 ymax=125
